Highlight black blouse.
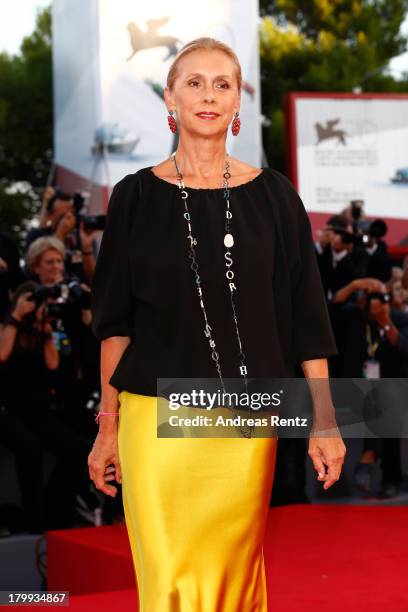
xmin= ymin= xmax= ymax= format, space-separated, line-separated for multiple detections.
xmin=91 ymin=166 xmax=338 ymax=395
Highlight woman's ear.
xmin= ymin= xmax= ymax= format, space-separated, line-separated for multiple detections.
xmin=163 ymin=87 xmax=174 ymax=112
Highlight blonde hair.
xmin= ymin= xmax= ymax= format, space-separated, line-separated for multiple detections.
xmin=166 ymin=37 xmax=242 ymax=93
xmin=26 ymin=236 xmax=65 ymax=271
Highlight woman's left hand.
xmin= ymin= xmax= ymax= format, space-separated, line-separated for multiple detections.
xmin=308 ymin=425 xmax=346 ymax=490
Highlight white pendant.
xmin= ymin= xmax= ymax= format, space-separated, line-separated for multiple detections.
xmin=224 ymin=233 xmax=234 ymax=248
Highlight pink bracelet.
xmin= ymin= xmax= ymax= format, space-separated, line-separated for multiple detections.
xmin=95 ymin=411 xmax=119 ymax=425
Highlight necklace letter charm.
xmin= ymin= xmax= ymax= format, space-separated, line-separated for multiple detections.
xmin=224 ymin=233 xmax=234 ymax=248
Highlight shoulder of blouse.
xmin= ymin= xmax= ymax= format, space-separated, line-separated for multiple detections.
xmin=261 ymin=167 xmax=308 ymax=223
xmin=110 ymin=170 xmax=143 ymax=196
xmin=105 ymin=171 xmax=144 ymax=218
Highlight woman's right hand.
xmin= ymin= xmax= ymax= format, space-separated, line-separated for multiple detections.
xmin=88 ymin=430 xmax=122 ymax=497
xmin=13 ymin=292 xmax=36 ymax=321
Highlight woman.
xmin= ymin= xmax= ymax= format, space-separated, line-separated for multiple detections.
xmin=25 ymin=235 xmax=99 ymax=431
xmin=25 ymin=236 xmax=91 ymax=326
xmin=88 ymin=38 xmax=346 ymax=611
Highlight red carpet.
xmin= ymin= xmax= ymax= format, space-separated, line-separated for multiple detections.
xmin=264 ymin=505 xmax=408 ymax=611
xmin=47 ymin=522 xmax=136 ymax=596
xmin=43 ymin=504 xmax=408 ymax=611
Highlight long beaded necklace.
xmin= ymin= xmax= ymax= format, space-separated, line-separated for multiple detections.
xmin=171 ymin=151 xmax=255 ymax=438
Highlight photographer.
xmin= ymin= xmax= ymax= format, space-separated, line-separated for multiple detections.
xmin=0 ymin=281 xmax=93 ymax=532
xmin=356 ymin=282 xmax=408 ymax=377
xmin=25 ymin=236 xmax=91 ymax=327
xmin=25 ymin=191 xmax=102 ymax=286
xmin=25 ymin=192 xmax=73 ymax=248
xmin=315 ymin=214 xmax=367 ymax=302
xmin=317 ymin=205 xmax=392 ymax=291
xmin=343 ymin=200 xmax=391 ymax=282
xmin=363 ymin=223 xmax=392 ymax=283
xmin=315 ymin=215 xmax=368 ymax=375
xmin=327 ymin=277 xmax=394 ymax=376
xmin=25 ymin=236 xmax=100 ymax=425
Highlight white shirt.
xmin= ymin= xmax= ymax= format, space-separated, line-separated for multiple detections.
xmin=331 ymin=247 xmax=349 ymax=269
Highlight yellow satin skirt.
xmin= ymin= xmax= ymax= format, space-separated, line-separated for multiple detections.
xmin=117 ymin=392 xmax=278 ymax=612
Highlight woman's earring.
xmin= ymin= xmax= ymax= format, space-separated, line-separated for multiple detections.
xmin=231 ymin=112 xmax=241 ymax=136
xmin=167 ymin=110 xmax=177 ymax=133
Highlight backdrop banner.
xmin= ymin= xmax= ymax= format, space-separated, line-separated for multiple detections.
xmin=52 ymin=0 xmax=262 ymax=211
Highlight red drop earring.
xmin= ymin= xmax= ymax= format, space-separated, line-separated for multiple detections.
xmin=167 ymin=110 xmax=177 ymax=133
xmin=231 ymin=112 xmax=241 ymax=136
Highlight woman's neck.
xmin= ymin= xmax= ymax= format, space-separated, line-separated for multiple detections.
xmin=173 ymin=134 xmax=229 ymax=180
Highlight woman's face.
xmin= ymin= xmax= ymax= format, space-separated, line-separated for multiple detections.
xmin=391 ymin=280 xmax=406 ymax=308
xmin=33 ymin=248 xmax=64 ymax=285
xmin=164 ymin=49 xmax=240 ymax=138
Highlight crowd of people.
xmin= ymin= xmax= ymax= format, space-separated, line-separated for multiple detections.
xmin=314 ymin=200 xmax=408 ymax=499
xmin=0 ymin=186 xmax=407 ymax=535
xmin=0 ymin=187 xmax=115 ymax=535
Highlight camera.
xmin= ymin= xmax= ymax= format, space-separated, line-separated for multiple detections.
xmin=331 ymin=228 xmax=367 ymax=246
xmin=365 ymin=291 xmax=391 ymax=305
xmin=332 ymin=219 xmax=388 ymax=247
xmin=73 ymin=191 xmax=106 ymax=231
xmin=349 ymin=200 xmax=388 ymax=243
xmin=362 ymin=290 xmax=391 ymax=322
xmin=27 ymin=283 xmax=65 ymax=307
xmin=27 ymin=281 xmax=91 ymax=318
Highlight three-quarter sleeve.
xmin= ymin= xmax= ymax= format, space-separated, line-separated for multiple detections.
xmin=284 ymin=178 xmax=339 ymax=365
xmin=91 ymin=173 xmax=139 ymax=341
